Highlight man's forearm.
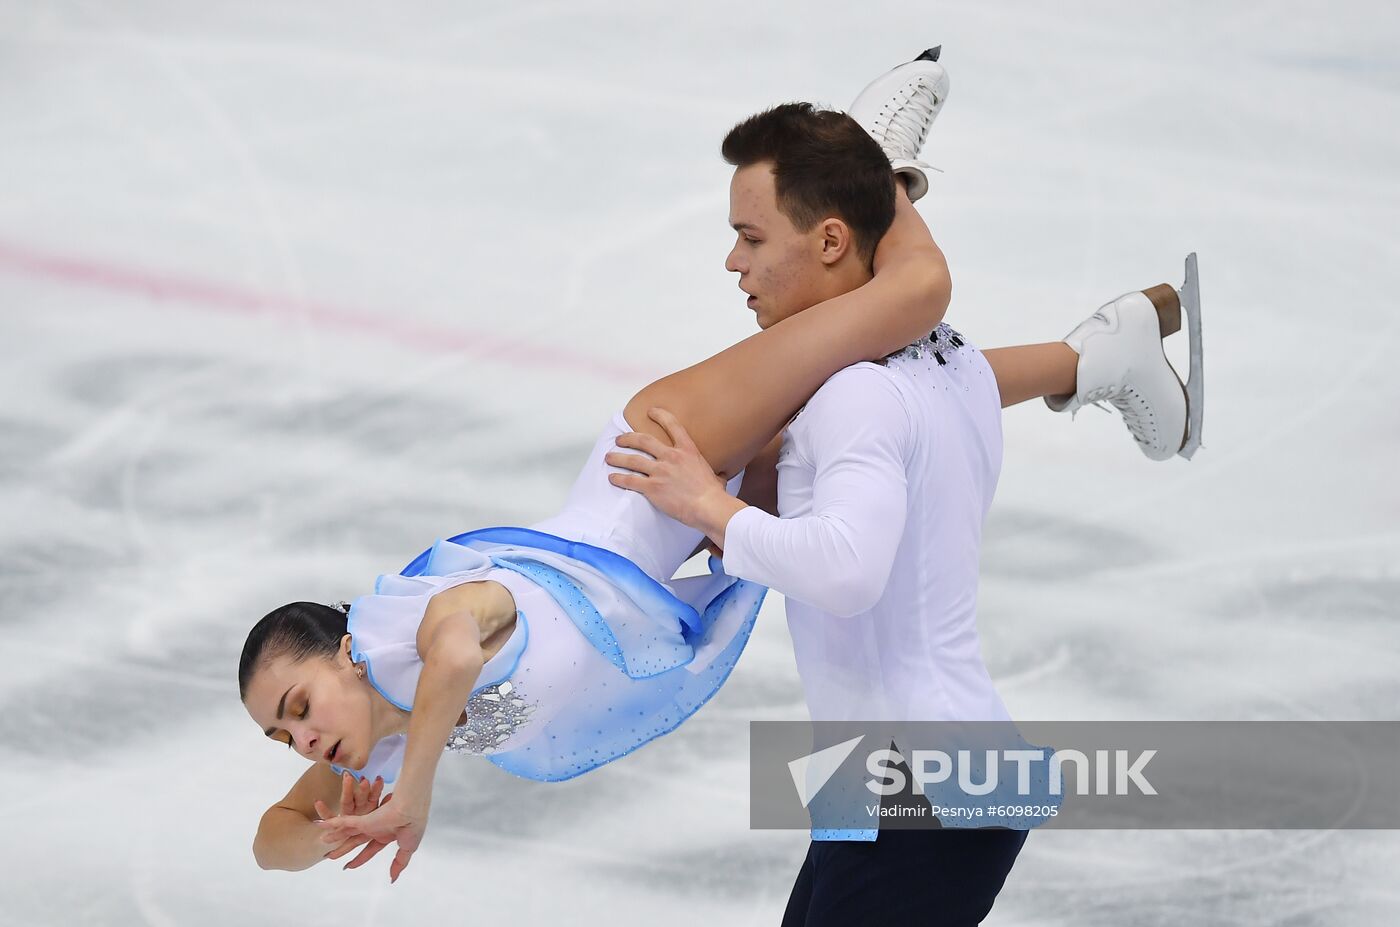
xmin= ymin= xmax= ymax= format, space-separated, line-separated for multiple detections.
xmin=721 ymin=506 xmax=899 ymax=618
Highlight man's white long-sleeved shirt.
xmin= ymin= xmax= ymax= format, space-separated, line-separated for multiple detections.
xmin=723 ymin=329 xmax=1011 ymax=728
xmin=721 ymin=330 xmax=1011 ymax=840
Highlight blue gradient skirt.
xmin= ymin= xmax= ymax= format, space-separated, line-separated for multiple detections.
xmin=398 ymin=527 xmax=768 ymax=782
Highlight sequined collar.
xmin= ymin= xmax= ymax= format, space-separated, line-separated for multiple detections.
xmin=876 ymin=322 xmax=966 ymax=367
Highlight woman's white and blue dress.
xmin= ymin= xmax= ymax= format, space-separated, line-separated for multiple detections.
xmin=331 ymin=412 xmax=766 ymax=784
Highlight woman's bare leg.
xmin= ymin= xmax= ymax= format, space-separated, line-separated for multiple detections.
xmin=983 ymin=343 xmax=1078 ymax=408
xmin=624 ymin=185 xmax=947 ymax=477
xmin=982 ymin=282 xmax=1181 ymax=408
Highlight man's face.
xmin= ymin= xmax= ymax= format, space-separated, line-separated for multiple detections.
xmin=725 ymin=162 xmax=834 ymax=329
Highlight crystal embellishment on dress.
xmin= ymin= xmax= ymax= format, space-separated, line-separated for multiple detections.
xmin=876 ymin=322 xmax=966 ymax=367
xmin=444 ymin=680 xmax=537 ymax=756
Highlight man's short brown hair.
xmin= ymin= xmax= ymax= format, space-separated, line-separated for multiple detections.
xmin=721 ymin=102 xmax=895 ymax=264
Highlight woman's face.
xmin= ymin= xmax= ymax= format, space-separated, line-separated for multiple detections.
xmin=242 ymin=636 xmax=378 ymax=772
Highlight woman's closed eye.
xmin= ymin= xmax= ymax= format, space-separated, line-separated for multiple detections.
xmin=284 ymin=703 xmax=309 ymax=750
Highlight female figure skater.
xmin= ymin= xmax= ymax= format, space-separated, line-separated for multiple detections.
xmin=240 ymin=70 xmax=1199 ymax=882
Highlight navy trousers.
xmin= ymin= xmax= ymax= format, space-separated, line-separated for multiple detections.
xmin=780 ymin=827 xmax=1027 ymax=926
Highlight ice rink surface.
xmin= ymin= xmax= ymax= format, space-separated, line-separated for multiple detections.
xmin=2 ymin=1 xmax=1398 ymax=924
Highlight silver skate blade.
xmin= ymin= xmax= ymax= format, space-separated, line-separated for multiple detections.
xmin=1177 ymin=252 xmax=1204 ymax=459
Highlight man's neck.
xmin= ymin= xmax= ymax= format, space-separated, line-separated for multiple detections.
xmin=823 ymin=261 xmax=874 ymax=304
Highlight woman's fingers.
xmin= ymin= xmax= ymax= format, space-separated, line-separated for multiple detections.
xmin=325 ymin=836 xmax=368 ymax=860
xmin=316 ymin=805 xmax=400 ymax=844
xmin=325 ymin=835 xmax=372 ymax=861
xmin=389 ymin=845 xmax=415 ymax=884
xmin=330 ymin=772 xmax=386 ymax=816
xmin=315 ymin=816 xmax=360 ymax=843
xmin=344 ymin=839 xmax=391 ymax=871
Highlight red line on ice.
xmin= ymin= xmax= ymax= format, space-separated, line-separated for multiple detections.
xmin=0 ymin=237 xmax=656 ymax=384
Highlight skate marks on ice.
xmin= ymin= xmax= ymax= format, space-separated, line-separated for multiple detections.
xmin=995 ymin=828 xmax=1400 ymax=927
xmin=981 ymin=506 xmax=1159 ymax=582
xmin=3 ymin=2 xmax=1400 ymax=925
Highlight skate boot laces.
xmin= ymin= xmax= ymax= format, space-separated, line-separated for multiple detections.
xmin=870 ymin=78 xmax=941 ymax=160
xmin=1085 ymin=388 xmax=1159 ymax=452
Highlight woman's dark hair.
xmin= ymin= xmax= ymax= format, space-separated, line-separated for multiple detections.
xmin=721 ymin=102 xmax=896 ymax=264
xmin=239 ymin=602 xmax=350 ymax=699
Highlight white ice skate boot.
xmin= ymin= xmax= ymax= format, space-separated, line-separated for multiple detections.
xmin=1045 ymin=253 xmax=1205 ymax=461
xmin=847 ymin=47 xmax=949 ymax=201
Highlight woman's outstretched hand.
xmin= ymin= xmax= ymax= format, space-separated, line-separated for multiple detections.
xmin=314 ymin=772 xmax=395 ymax=871
xmin=315 ymin=782 xmax=429 ymax=883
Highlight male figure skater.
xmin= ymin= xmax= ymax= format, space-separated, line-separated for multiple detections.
xmin=608 ymin=52 xmax=1202 ymax=925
